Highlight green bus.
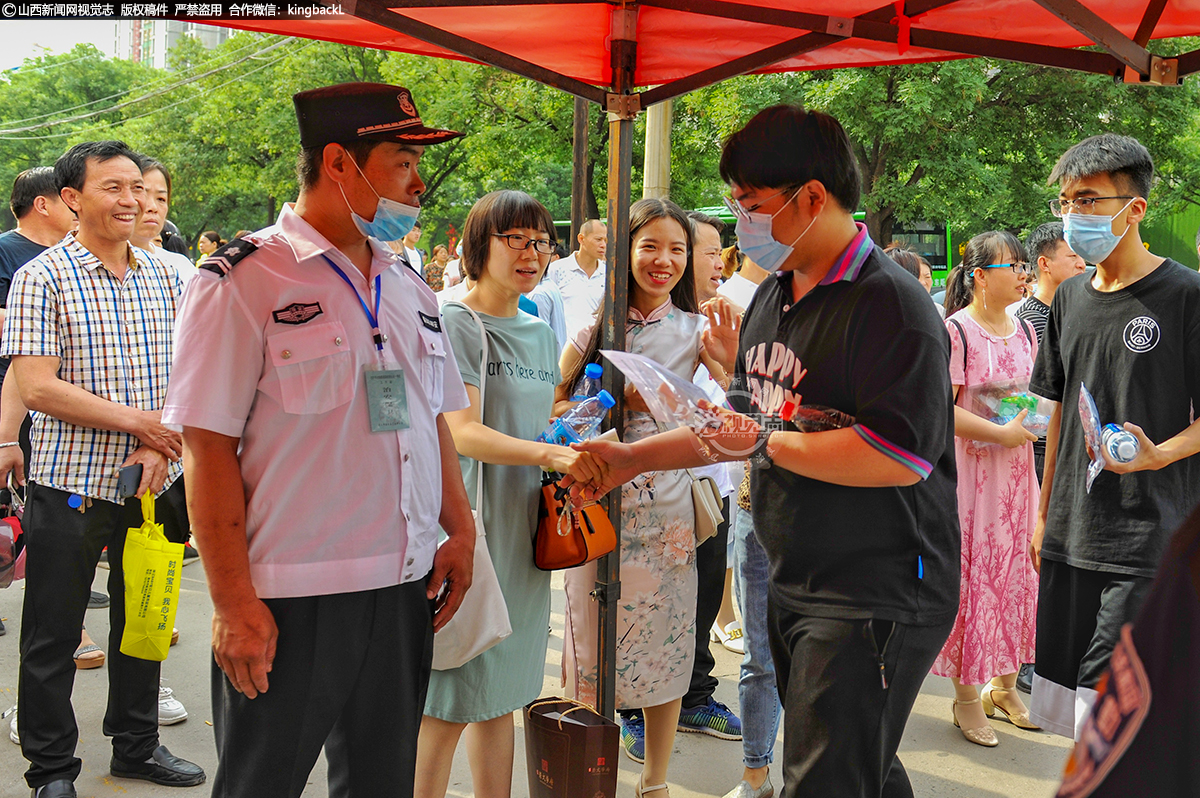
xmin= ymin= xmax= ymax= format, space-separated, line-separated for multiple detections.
xmin=556 ymin=208 xmax=955 ymax=288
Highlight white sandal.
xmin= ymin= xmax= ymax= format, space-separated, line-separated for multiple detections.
xmin=637 ymin=778 xmax=670 ymax=798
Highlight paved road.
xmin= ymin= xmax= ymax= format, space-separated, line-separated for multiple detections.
xmin=0 ymin=563 xmax=1071 ymax=797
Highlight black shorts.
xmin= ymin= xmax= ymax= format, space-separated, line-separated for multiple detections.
xmin=1030 ymin=558 xmax=1152 ymax=738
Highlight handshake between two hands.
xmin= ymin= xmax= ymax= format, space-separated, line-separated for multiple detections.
xmin=555 ymin=400 xmax=765 ymax=505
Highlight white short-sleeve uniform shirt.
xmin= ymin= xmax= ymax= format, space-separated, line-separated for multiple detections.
xmin=164 ymin=205 xmax=469 ymax=599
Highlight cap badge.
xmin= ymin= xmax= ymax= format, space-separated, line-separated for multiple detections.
xmin=397 ymin=91 xmax=417 ymax=117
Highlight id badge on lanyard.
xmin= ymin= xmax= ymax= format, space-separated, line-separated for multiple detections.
xmin=323 ymin=254 xmax=410 ymax=432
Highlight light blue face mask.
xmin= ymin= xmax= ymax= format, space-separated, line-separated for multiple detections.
xmin=339 ymin=155 xmax=421 ymax=242
xmin=726 ymin=187 xmax=817 ymax=272
xmin=1062 ymin=198 xmax=1135 ymax=265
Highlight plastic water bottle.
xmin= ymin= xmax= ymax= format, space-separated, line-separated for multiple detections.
xmin=537 ymin=390 xmax=616 ymax=447
xmin=571 ymin=363 xmax=604 ymax=402
xmin=1101 ymin=423 xmax=1140 ymax=463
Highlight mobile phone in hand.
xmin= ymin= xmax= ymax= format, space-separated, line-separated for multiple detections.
xmin=117 ymin=464 xmax=143 ymax=499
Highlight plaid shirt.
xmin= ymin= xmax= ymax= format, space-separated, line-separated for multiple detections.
xmin=0 ymin=234 xmax=182 ymax=504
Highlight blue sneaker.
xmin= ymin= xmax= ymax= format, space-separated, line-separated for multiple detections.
xmin=678 ymin=698 xmax=742 ymax=740
xmin=621 ymin=714 xmax=645 ymax=763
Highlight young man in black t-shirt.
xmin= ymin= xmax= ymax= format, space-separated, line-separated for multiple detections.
xmin=1029 ymin=134 xmax=1200 ymax=741
xmin=573 ymin=105 xmax=958 ymax=798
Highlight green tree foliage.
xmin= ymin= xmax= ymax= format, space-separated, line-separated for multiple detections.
xmin=0 ymin=44 xmax=154 ymax=224
xmin=0 ymin=34 xmax=1196 ymax=260
xmin=669 ymin=47 xmax=1200 ymax=246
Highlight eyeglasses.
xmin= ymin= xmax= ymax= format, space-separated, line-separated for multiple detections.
xmin=492 ymin=234 xmax=557 ymax=255
xmin=1048 ymin=196 xmax=1133 ymax=217
xmin=983 ymin=262 xmax=1033 ymax=276
xmin=724 ymin=184 xmax=801 ymax=218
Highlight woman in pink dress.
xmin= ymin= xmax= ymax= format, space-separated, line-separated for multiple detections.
xmin=933 ymin=231 xmax=1041 ymax=747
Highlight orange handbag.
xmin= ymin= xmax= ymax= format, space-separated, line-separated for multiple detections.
xmin=535 ymin=474 xmax=617 ymax=570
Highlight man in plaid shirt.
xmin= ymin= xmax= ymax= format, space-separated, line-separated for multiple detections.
xmin=1 ymin=141 xmax=204 ymax=798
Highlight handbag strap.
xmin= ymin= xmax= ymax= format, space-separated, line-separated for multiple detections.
xmin=445 ymin=300 xmax=488 ymax=528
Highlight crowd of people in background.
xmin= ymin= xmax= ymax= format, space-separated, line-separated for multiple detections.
xmin=0 ymin=78 xmax=1198 ymax=798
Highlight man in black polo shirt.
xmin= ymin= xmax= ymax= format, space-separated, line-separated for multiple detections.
xmin=574 ymin=105 xmax=958 ymax=798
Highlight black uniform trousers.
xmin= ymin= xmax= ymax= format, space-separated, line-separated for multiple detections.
xmin=211 ymin=580 xmax=435 ymax=798
xmin=770 ymin=603 xmax=953 ymax=798
xmin=19 ymin=479 xmax=189 ymax=788
xmin=684 ymin=496 xmax=731 ymax=710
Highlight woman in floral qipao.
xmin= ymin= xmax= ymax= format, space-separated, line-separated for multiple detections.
xmin=558 ymin=198 xmax=738 ymax=798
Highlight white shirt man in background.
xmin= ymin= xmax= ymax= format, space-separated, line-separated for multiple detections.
xmin=548 ymin=218 xmax=606 ymax=341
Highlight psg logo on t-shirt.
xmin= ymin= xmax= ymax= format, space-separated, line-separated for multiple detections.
xmin=1122 ymin=316 xmax=1160 ymax=353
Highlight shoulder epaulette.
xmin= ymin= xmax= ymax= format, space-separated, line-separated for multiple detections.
xmin=199 ymin=238 xmax=258 ymax=277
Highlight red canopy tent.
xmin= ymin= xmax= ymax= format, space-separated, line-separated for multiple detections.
xmin=215 ymin=0 xmax=1200 ymax=715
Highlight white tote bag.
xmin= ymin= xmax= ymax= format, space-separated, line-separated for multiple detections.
xmin=432 ymin=302 xmax=513 ymax=671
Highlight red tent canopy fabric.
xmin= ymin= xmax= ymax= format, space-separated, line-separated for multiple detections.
xmin=219 ymin=0 xmax=1200 ymax=97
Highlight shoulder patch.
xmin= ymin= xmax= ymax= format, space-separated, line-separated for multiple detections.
xmin=199 ymin=238 xmax=258 ymax=277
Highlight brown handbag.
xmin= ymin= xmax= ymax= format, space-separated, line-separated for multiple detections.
xmin=535 ymin=474 xmax=617 ymax=570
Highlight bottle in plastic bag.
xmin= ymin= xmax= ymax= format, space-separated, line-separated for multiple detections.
xmin=537 ymin=390 xmax=616 ymax=447
xmin=571 ymin=363 xmax=604 ymax=401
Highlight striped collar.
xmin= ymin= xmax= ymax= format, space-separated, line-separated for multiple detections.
xmin=63 ymin=233 xmax=144 ymax=274
xmin=817 ymin=223 xmax=873 ymax=285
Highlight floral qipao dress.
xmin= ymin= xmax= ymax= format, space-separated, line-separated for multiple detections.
xmin=932 ymin=309 xmax=1040 ymax=685
xmin=563 ymin=300 xmax=707 ymax=710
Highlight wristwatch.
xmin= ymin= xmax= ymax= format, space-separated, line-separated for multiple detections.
xmin=748 ymin=428 xmax=774 ymax=469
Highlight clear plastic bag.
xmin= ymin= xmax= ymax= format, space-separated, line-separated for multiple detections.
xmin=600 ymin=350 xmax=855 ymax=435
xmin=600 ymin=350 xmax=723 ymax=432
xmin=788 ymin=404 xmax=856 ymax=432
xmin=964 ymin=378 xmax=1053 ymax=441
xmin=1078 ymin=382 xmax=1106 ymax=494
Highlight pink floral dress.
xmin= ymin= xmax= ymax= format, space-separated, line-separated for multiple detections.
xmin=931 ymin=309 xmax=1039 ymax=685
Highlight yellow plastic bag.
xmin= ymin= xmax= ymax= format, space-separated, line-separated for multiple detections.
xmin=120 ymin=492 xmax=183 ymax=661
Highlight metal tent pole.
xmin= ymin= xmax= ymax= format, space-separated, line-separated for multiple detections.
xmin=570 ymin=97 xmax=590 ymax=248
xmin=594 ymin=1 xmax=639 ymax=721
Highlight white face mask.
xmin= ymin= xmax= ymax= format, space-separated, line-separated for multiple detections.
xmin=725 ymin=187 xmax=817 ymax=272
xmin=338 ymin=154 xmax=421 ymax=242
xmin=1062 ymin=197 xmax=1135 ymax=265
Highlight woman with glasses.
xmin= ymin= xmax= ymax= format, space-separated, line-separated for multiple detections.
xmin=416 ymin=191 xmax=605 ymax=798
xmin=934 ymin=231 xmax=1042 ymax=747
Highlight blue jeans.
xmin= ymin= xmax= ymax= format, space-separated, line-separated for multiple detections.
xmin=732 ymin=507 xmax=782 ymax=770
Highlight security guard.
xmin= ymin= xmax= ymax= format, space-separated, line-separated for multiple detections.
xmin=162 ymin=83 xmax=476 ymax=798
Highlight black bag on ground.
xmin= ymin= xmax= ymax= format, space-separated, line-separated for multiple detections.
xmin=524 ymin=698 xmax=619 ymax=798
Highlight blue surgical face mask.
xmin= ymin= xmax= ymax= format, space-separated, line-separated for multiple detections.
xmin=1062 ymin=198 xmax=1135 ymax=265
xmin=728 ymin=188 xmax=817 ymax=272
xmin=339 ymin=155 xmax=421 ymax=242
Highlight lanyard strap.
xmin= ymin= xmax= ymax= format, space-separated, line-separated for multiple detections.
xmin=322 ymin=255 xmax=385 ymax=351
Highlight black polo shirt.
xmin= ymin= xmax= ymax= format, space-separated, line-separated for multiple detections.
xmin=728 ymin=225 xmax=959 ymax=626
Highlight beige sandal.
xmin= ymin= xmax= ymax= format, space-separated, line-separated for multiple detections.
xmin=637 ymin=778 xmax=670 ymax=798
xmin=982 ymin=683 xmax=1041 ymax=730
xmin=952 ymin=697 xmax=998 ymax=747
